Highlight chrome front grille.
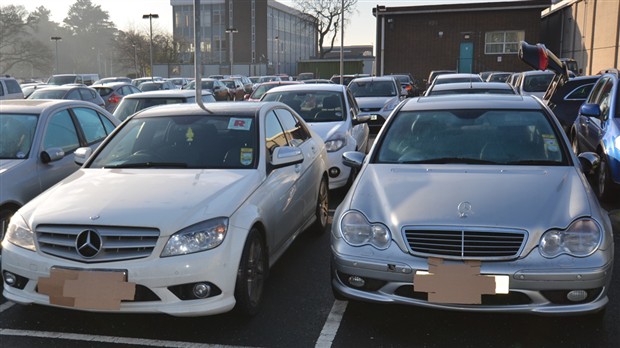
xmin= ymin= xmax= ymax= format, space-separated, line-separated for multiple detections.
xmin=36 ymin=225 xmax=160 ymax=263
xmin=403 ymin=227 xmax=527 ymax=260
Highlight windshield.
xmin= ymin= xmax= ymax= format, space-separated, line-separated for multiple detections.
xmin=262 ymin=91 xmax=345 ymax=122
xmin=349 ymin=80 xmax=396 ymax=97
xmin=523 ymin=74 xmax=554 ymax=92
xmin=90 ymin=115 xmax=258 ymax=169
xmin=113 ymin=98 xmax=188 ymax=121
xmin=0 ymin=114 xmax=39 ymax=159
xmin=47 ymin=75 xmax=76 ymax=85
xmin=29 ymin=89 xmax=68 ymax=99
xmin=375 ymin=109 xmax=568 ymax=166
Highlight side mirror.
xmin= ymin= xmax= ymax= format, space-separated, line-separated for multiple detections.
xmin=578 ymin=152 xmax=600 ymax=175
xmin=580 ymin=103 xmax=601 ymax=118
xmin=40 ymin=147 xmax=65 ymax=164
xmin=271 ymin=146 xmax=303 ymax=168
xmin=342 ymin=151 xmax=365 ymax=169
xmin=74 ymin=147 xmax=93 ymax=165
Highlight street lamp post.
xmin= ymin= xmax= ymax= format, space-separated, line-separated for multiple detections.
xmin=132 ymin=44 xmax=139 ymax=77
xmin=142 ymin=13 xmax=159 ymax=79
xmin=275 ymin=36 xmax=280 ymax=75
xmin=225 ymin=28 xmax=238 ymax=74
xmin=50 ymin=36 xmax=62 ymax=73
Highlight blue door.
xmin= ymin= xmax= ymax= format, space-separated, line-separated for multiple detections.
xmin=459 ymin=42 xmax=474 ymax=73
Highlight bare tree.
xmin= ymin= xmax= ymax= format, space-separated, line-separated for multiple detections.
xmin=0 ymin=5 xmax=52 ymax=76
xmin=292 ymin=0 xmax=358 ymax=59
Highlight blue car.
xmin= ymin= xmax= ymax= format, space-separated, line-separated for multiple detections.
xmin=570 ymin=71 xmax=620 ymax=201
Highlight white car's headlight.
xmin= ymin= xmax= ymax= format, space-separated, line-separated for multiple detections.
xmin=614 ymin=137 xmax=620 ymax=151
xmin=6 ymin=213 xmax=36 ymax=251
xmin=340 ymin=211 xmax=390 ymax=249
xmin=383 ymin=101 xmax=398 ymax=112
xmin=161 ymin=217 xmax=228 ymax=257
xmin=325 ymin=135 xmax=347 ymax=152
xmin=539 ymin=219 xmax=602 ymax=258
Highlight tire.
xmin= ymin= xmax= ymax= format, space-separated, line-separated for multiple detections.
xmin=571 ymin=133 xmax=580 ymax=155
xmin=596 ymin=155 xmax=617 ymax=202
xmin=234 ymin=228 xmax=267 ymax=317
xmin=311 ymin=178 xmax=329 ymax=235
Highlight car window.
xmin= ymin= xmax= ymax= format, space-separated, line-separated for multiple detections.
xmin=376 ymin=109 xmax=567 ymax=165
xmin=597 ymin=80 xmax=613 ymax=121
xmin=274 ymin=108 xmax=310 ymax=146
xmin=43 ymin=110 xmax=80 ymax=153
xmin=73 ymin=107 xmax=109 ymax=144
xmin=0 ymin=114 xmax=38 ymax=159
xmin=80 ymin=88 xmax=96 ymax=100
xmin=586 ymin=77 xmax=608 ymax=104
xmin=96 ymin=87 xmax=113 ymax=96
xmin=523 ymin=74 xmax=554 ymax=92
xmin=90 ymin=115 xmax=257 ymax=169
xmin=5 ymin=79 xmax=22 ymax=94
xmin=349 ymin=80 xmax=396 ymax=97
xmin=30 ymin=89 xmax=67 ymax=99
xmin=565 ymin=83 xmax=594 ymax=100
xmin=265 ymin=110 xmax=288 ymax=157
xmin=66 ymin=89 xmax=81 ymax=100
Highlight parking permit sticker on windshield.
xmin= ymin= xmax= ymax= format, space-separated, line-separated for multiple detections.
xmin=543 ymin=134 xmax=559 ymax=152
xmin=228 ymin=118 xmax=252 ymax=131
xmin=240 ymin=148 xmax=253 ymax=165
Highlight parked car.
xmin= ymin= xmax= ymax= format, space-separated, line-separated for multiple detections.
xmin=220 ymin=78 xmax=246 ymax=101
xmin=139 ymin=80 xmax=177 ymax=92
xmin=113 ymin=89 xmax=216 ymax=122
xmin=92 ymin=82 xmax=142 ymax=113
xmin=184 ymin=78 xmax=231 ymax=101
xmin=245 ymin=81 xmax=303 ymax=101
xmin=507 ymin=72 xmax=522 ymax=89
xmin=330 ymin=74 xmax=370 ymax=86
xmin=47 ymin=74 xmax=99 ymax=86
xmin=425 ymin=70 xmax=457 ymax=90
xmin=92 ymin=77 xmax=132 ymax=85
xmin=0 ymin=99 xmax=119 ymax=244
xmin=331 ymin=94 xmax=612 ymax=318
xmin=0 ymin=76 xmax=24 ymax=100
xmin=165 ymin=77 xmax=191 ymax=89
xmin=515 ymin=70 xmax=555 ymax=98
xmin=425 ymin=82 xmax=517 ymax=96
xmin=28 ymin=85 xmax=106 ymax=108
xmin=570 ymin=71 xmax=620 ymax=201
xmin=425 ymin=73 xmax=484 ymax=93
xmin=2 ymin=101 xmax=329 ymax=318
xmin=347 ymin=76 xmax=404 ymax=133
xmin=302 ymin=79 xmax=335 ymax=84
xmin=390 ymin=73 xmax=421 ymax=97
xmin=261 ymin=83 xmax=370 ymax=189
xmin=131 ymin=77 xmax=164 ymax=87
xmin=19 ymin=83 xmax=47 ymax=99
xmin=544 ymin=75 xmax=599 ymax=133
xmin=485 ymin=72 xmax=513 ymax=83
xmin=229 ymin=75 xmax=254 ymax=95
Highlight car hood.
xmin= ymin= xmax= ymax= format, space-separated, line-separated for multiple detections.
xmin=355 ymin=96 xmax=398 ymax=109
xmin=347 ymin=164 xmax=594 ymax=233
xmin=21 ymin=169 xmax=263 ymax=236
xmin=307 ymin=121 xmax=346 ymax=140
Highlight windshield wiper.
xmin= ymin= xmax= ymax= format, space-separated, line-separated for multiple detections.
xmin=104 ymin=162 xmax=188 ymax=169
xmin=401 ymin=157 xmax=499 ymax=164
xmin=505 ymin=160 xmax=563 ymax=166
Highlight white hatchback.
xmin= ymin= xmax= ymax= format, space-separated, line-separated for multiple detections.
xmin=261 ymin=83 xmax=370 ymax=190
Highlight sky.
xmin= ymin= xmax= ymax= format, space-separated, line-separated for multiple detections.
xmin=7 ymin=0 xmax=521 ymax=46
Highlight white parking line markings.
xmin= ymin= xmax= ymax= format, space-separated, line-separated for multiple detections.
xmin=315 ymin=300 xmax=348 ymax=348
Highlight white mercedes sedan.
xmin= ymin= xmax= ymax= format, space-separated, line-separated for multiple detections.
xmin=2 ymin=101 xmax=329 ymax=317
xmin=331 ymin=94 xmax=613 ymax=317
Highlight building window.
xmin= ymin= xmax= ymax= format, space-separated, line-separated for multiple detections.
xmin=484 ymin=31 xmax=524 ymax=54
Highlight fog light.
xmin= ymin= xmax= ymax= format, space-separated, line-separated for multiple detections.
xmin=193 ymin=283 xmax=212 ymax=299
xmin=329 ymin=167 xmax=340 ymax=178
xmin=567 ymin=290 xmax=588 ymax=302
xmin=3 ymin=271 xmax=16 ymax=286
xmin=348 ymin=275 xmax=365 ymax=288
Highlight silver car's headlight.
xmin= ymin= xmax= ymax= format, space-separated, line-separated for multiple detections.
xmin=383 ymin=101 xmax=398 ymax=112
xmin=161 ymin=217 xmax=228 ymax=257
xmin=325 ymin=135 xmax=347 ymax=152
xmin=6 ymin=213 xmax=36 ymax=251
xmin=340 ymin=211 xmax=390 ymax=249
xmin=539 ymin=219 xmax=602 ymax=258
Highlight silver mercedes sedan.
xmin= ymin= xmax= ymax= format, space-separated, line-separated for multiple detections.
xmin=331 ymin=94 xmax=613 ymax=317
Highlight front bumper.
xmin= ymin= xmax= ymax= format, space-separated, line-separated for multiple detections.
xmin=331 ymin=237 xmax=613 ymax=315
xmin=1 ymin=235 xmax=243 ymax=317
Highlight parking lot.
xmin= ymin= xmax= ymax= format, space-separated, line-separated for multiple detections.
xmin=1 ymin=185 xmax=620 ymax=348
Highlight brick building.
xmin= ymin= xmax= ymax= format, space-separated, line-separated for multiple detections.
xmin=373 ymin=0 xmax=549 ymax=84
